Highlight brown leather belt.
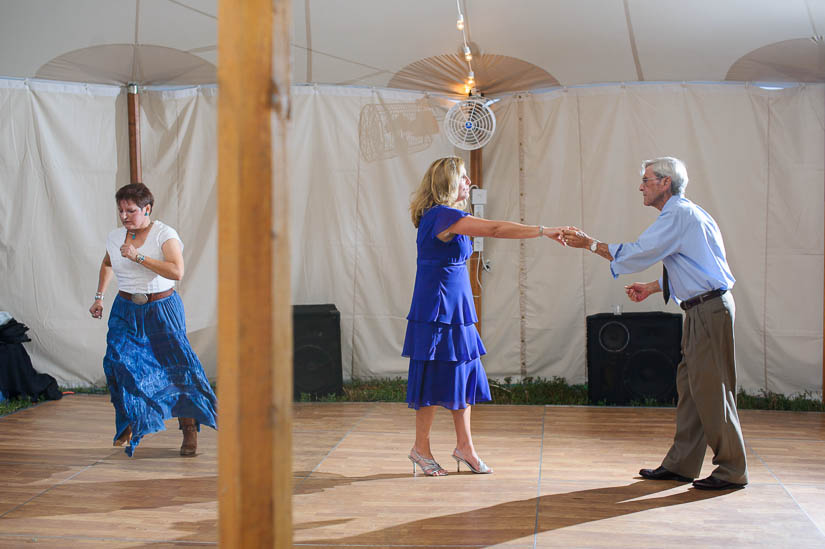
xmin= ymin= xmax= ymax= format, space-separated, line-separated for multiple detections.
xmin=680 ymin=289 xmax=726 ymax=311
xmin=118 ymin=288 xmax=175 ymax=305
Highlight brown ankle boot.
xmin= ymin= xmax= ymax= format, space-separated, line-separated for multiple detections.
xmin=114 ymin=425 xmax=132 ymax=447
xmin=179 ymin=417 xmax=198 ymax=456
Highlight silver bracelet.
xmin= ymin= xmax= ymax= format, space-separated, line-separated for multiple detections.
xmin=136 ymin=254 xmax=146 ymax=264
xmin=538 ymin=225 xmax=545 ymax=236
xmin=94 ymin=293 xmax=104 ymax=301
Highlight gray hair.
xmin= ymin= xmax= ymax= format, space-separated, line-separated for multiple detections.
xmin=641 ymin=157 xmax=689 ymax=196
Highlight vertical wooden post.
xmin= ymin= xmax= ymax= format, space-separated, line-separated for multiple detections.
xmin=468 ymin=148 xmax=483 ymax=335
xmin=218 ymin=0 xmax=292 ymax=546
xmin=127 ymin=83 xmax=142 ymax=183
xmin=271 ymin=0 xmax=294 ymax=543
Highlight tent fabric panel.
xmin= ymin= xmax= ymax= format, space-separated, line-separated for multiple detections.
xmin=0 ymin=82 xmax=127 ymax=385
xmin=139 ymin=88 xmax=219 ymax=377
xmin=520 ymin=92 xmax=589 ymax=384
xmin=350 ymin=89 xmax=458 ymax=379
xmin=289 ymin=87 xmax=363 ymax=380
xmin=764 ymin=84 xmax=825 ymax=395
xmin=476 ymin=96 xmax=524 ymax=379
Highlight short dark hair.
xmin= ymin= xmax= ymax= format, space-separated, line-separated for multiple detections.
xmin=115 ymin=183 xmax=154 ymax=209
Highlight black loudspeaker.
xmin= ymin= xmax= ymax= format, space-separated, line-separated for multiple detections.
xmin=293 ymin=304 xmax=343 ymax=400
xmin=586 ymin=312 xmax=682 ymax=405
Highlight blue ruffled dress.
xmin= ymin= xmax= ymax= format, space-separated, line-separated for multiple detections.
xmin=104 ymin=292 xmax=217 ymax=456
xmin=403 ymin=205 xmax=491 ymax=410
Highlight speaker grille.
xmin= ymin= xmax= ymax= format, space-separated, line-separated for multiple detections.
xmin=598 ymin=321 xmax=630 ymax=352
xmin=294 ymin=344 xmax=336 ymax=394
xmin=586 ymin=312 xmax=682 ymax=405
xmin=623 ymin=348 xmax=677 ymax=401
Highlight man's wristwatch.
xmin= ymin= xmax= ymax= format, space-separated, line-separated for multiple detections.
xmin=589 ymin=239 xmax=599 ymax=253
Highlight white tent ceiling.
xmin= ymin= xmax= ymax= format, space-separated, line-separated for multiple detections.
xmin=1 ymin=0 xmax=823 ymax=89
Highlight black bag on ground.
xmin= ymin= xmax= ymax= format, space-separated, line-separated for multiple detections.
xmin=0 ymin=318 xmax=62 ymax=402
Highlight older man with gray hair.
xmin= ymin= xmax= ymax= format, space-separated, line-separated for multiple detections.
xmin=563 ymin=156 xmax=748 ymax=490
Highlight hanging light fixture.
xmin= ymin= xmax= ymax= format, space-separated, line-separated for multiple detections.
xmin=455 ymin=0 xmax=476 ymax=96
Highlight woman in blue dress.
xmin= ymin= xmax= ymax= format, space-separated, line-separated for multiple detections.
xmin=404 ymin=157 xmax=565 ymax=476
xmin=89 ymin=183 xmax=217 ymax=457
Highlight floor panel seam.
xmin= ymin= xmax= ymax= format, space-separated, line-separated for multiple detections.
xmin=0 ymin=532 xmax=216 ymax=544
xmin=532 ymin=405 xmax=547 ymax=548
xmin=748 ymin=443 xmax=825 ymax=541
xmin=0 ymin=449 xmax=120 ymax=520
xmin=293 ymin=401 xmax=379 ymax=489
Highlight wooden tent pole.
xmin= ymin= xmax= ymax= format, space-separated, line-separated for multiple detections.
xmin=469 ymin=148 xmax=483 ymax=335
xmin=126 ymin=83 xmax=142 ymax=183
xmin=217 ymin=0 xmax=292 ymax=546
xmin=271 ymin=0 xmax=294 ymax=541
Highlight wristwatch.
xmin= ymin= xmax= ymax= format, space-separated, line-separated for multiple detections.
xmin=589 ymin=239 xmax=599 ymax=253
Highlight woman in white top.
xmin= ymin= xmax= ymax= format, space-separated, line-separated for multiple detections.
xmin=89 ymin=183 xmax=217 ymax=457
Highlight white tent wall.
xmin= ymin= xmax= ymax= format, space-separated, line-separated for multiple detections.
xmin=139 ymin=87 xmax=220 ymax=378
xmin=483 ymin=83 xmax=824 ymax=395
xmin=0 ymin=79 xmax=128 ymax=385
xmin=766 ymin=86 xmax=825 ymax=395
xmin=289 ymin=86 xmax=362 ymax=381
xmin=289 ymin=86 xmax=458 ymax=379
xmin=0 ymin=79 xmax=822 ymax=396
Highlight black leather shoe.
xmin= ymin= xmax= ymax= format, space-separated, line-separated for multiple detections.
xmin=639 ymin=466 xmax=693 ymax=482
xmin=692 ymin=475 xmax=746 ymax=490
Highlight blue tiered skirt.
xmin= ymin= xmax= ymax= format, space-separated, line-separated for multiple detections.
xmin=103 ymin=292 xmax=218 ymax=456
xmin=402 ymin=311 xmax=491 ymax=410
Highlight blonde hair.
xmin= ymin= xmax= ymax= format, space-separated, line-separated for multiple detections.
xmin=409 ymin=157 xmax=467 ymax=227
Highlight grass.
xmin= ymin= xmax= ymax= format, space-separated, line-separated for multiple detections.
xmin=298 ymin=376 xmax=593 ymax=405
xmin=736 ymin=388 xmax=824 ymax=412
xmin=0 ymin=396 xmax=35 ymax=416
xmin=62 ymin=386 xmax=109 ymax=395
xmin=2 ymin=379 xmax=822 ymax=417
xmin=486 ymin=377 xmax=589 ymax=405
xmin=0 ymin=385 xmax=108 ymax=417
xmin=298 ymin=377 xmax=824 ymax=411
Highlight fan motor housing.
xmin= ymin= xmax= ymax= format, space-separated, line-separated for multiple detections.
xmin=444 ymin=98 xmax=496 ymax=150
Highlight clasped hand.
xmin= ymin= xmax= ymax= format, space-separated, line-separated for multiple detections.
xmin=561 ymin=226 xmax=592 ymax=248
xmin=120 ymin=243 xmax=138 ymax=262
xmin=561 ymin=227 xmax=654 ymax=303
xmin=542 ymin=226 xmax=568 ymax=245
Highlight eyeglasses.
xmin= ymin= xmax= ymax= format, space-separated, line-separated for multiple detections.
xmin=641 ymin=176 xmax=663 ymax=184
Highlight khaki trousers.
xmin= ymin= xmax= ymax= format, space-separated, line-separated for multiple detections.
xmin=661 ymin=292 xmax=749 ymax=484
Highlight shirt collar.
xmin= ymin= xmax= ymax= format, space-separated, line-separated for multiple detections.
xmin=661 ymin=194 xmax=681 ymax=213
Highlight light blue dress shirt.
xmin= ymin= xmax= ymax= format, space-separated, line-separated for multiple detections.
xmin=607 ymin=195 xmax=735 ymax=303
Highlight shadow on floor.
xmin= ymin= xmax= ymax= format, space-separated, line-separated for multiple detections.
xmin=297 ymin=479 xmax=728 ymax=547
xmin=0 ymin=475 xmax=217 ymax=519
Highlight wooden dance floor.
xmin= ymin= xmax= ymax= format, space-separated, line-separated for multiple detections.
xmin=0 ymin=395 xmax=824 ymax=547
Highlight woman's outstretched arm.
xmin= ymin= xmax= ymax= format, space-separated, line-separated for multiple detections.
xmin=440 ymin=215 xmax=566 ymax=245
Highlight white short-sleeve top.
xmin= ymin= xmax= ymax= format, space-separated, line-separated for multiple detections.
xmin=106 ymin=220 xmax=183 ymax=294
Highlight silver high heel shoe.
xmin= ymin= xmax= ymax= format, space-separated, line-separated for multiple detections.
xmin=408 ymin=447 xmax=448 ymax=476
xmin=452 ymin=448 xmax=493 ymax=474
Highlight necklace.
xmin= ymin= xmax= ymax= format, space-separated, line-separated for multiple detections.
xmin=128 ymin=221 xmax=153 ymax=240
